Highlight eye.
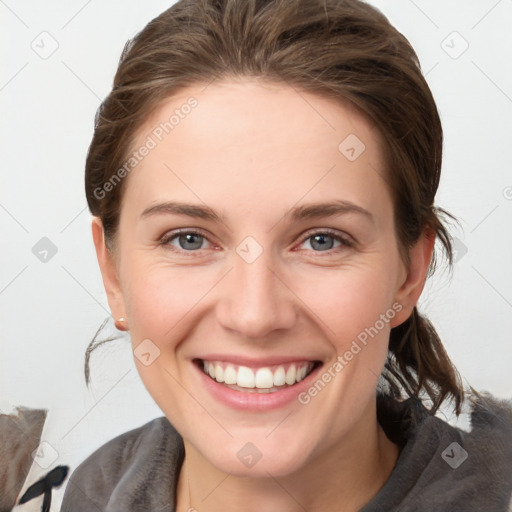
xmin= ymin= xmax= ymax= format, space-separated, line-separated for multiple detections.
xmin=159 ymin=230 xmax=213 ymax=253
xmin=159 ymin=228 xmax=354 ymax=255
xmin=297 ymin=229 xmax=353 ymax=253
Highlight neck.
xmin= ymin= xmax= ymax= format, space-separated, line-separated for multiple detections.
xmin=176 ymin=399 xmax=399 ymax=512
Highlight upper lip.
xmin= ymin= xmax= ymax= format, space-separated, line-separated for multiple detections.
xmin=194 ymin=355 xmax=322 ymax=368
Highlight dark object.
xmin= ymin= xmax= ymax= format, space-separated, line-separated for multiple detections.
xmin=18 ymin=465 xmax=69 ymax=512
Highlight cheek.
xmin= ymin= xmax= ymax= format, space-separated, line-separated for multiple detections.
xmin=121 ymin=262 xmax=206 ymax=418
xmin=123 ymin=248 xmax=401 ymax=349
xmin=122 ymin=257 xmax=210 ymax=339
xmin=289 ymin=265 xmax=398 ymax=445
xmin=291 ymin=260 xmax=400 ymax=342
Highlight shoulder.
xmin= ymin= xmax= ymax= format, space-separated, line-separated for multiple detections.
xmin=368 ymin=390 xmax=512 ymax=512
xmin=452 ymin=391 xmax=512 ymax=508
xmin=60 ymin=416 xmax=184 ymax=512
xmin=415 ymin=391 xmax=512 ymax=511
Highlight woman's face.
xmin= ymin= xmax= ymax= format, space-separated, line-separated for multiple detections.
xmin=94 ymin=79 xmax=430 ymax=477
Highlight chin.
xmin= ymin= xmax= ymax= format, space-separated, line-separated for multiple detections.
xmin=198 ymin=431 xmax=317 ymax=478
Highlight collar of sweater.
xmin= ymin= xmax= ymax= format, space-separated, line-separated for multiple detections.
xmin=362 ymin=390 xmax=512 ymax=511
xmin=64 ymin=390 xmax=512 ymax=512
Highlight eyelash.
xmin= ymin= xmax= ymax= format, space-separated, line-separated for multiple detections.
xmin=158 ymin=228 xmax=354 ymax=256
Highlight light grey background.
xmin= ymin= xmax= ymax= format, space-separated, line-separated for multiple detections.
xmin=1 ymin=1 xmax=511 ymax=510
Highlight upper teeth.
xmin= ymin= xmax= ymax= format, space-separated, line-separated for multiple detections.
xmin=202 ymin=361 xmax=314 ymax=389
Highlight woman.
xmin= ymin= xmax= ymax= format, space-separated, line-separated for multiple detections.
xmin=60 ymin=0 xmax=512 ymax=510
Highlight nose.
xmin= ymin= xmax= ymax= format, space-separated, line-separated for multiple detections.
xmin=216 ymin=246 xmax=297 ymax=340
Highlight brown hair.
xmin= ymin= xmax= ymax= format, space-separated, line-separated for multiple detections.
xmin=84 ymin=0 xmax=464 ymax=414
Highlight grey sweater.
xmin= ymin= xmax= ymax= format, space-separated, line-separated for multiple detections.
xmin=60 ymin=391 xmax=512 ymax=511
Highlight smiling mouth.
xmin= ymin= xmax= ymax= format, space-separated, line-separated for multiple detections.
xmin=195 ymin=359 xmax=322 ymax=393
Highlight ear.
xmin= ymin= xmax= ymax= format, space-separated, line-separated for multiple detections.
xmin=390 ymin=228 xmax=436 ymax=328
xmin=91 ymin=217 xmax=128 ymax=330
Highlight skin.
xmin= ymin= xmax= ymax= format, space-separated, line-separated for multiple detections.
xmin=92 ymin=78 xmax=434 ymax=512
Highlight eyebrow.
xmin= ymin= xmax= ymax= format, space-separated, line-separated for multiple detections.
xmin=140 ymin=200 xmax=374 ymax=224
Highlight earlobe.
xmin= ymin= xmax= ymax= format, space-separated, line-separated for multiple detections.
xmin=390 ymin=229 xmax=436 ymax=328
xmin=91 ymin=217 xmax=128 ymax=330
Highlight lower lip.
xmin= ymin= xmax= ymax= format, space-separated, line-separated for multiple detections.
xmin=194 ymin=361 xmax=322 ymax=412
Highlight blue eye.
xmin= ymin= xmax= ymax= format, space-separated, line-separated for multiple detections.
xmin=298 ymin=230 xmax=353 ymax=253
xmin=159 ymin=228 xmax=353 ymax=255
xmin=162 ymin=231 xmax=210 ymax=251
xmin=303 ymin=233 xmax=339 ymax=251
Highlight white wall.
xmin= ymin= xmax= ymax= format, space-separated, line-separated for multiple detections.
xmin=1 ymin=1 xmax=511 ymax=510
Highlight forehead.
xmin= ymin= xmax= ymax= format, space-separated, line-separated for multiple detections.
xmin=137 ymin=78 xmax=379 ymax=151
xmin=122 ymin=78 xmax=391 ymax=224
